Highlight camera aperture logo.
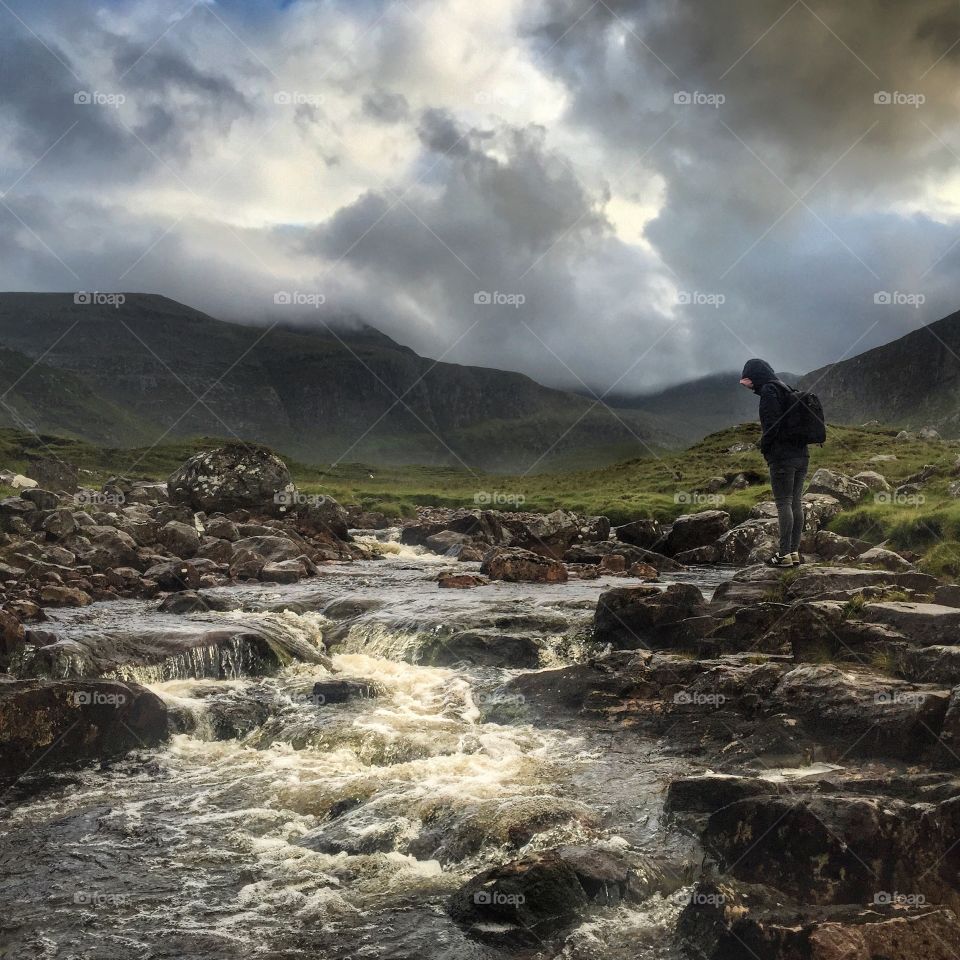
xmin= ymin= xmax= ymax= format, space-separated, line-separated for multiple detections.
xmin=674 ymin=91 xmax=725 ymax=108
xmin=72 ymin=690 xmax=128 ymax=707
xmin=74 ymin=292 xmax=125 ymax=308
xmin=274 ymin=91 xmax=325 ymax=106
xmin=874 ymin=291 xmax=924 ymax=308
xmin=274 ymin=291 xmax=326 ymax=308
xmin=473 ymin=889 xmax=525 ymax=906
xmin=474 ymin=490 xmax=525 ymax=506
xmin=74 ymin=90 xmax=125 ymax=108
xmin=474 ymin=291 xmax=525 ymax=308
xmin=874 ymin=91 xmax=925 ymax=108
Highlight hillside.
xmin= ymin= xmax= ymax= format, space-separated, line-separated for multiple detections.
xmin=610 ymin=370 xmax=800 ymax=444
xmin=0 ymin=293 xmax=676 ymax=471
xmin=799 ymin=308 xmax=960 ymax=434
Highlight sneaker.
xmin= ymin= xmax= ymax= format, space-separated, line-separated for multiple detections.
xmin=766 ymin=553 xmax=796 ymax=567
xmin=790 ymin=552 xmax=802 ymax=565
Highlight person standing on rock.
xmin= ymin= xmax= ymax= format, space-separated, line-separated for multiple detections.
xmin=740 ymin=359 xmax=808 ymax=567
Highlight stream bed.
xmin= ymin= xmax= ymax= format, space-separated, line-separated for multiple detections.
xmin=0 ymin=545 xmax=735 ymax=960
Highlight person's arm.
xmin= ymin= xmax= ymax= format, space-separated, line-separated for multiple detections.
xmin=758 ymin=383 xmax=783 ymax=456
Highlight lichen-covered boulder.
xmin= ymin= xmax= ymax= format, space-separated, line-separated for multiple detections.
xmin=167 ymin=444 xmax=292 ymax=513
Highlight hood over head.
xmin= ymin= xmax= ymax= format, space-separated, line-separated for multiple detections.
xmin=741 ymin=358 xmax=777 ymax=394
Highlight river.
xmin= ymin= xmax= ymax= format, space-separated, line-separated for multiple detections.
xmin=0 ymin=535 xmax=734 ymax=960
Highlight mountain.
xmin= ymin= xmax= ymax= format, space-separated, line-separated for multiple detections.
xmin=609 ymin=370 xmax=801 ymax=445
xmin=0 ymin=293 xmax=677 ymax=472
xmin=797 ymin=309 xmax=960 ymax=435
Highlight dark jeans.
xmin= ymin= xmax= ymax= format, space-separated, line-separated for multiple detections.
xmin=769 ymin=457 xmax=808 ymax=555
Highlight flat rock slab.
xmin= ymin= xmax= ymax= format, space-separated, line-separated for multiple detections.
xmin=862 ymin=602 xmax=960 ymax=646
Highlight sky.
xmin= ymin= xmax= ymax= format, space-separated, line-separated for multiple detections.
xmin=2 ymin=0 xmax=960 ymax=394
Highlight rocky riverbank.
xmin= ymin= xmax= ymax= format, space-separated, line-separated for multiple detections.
xmin=4 ymin=445 xmax=960 ymax=958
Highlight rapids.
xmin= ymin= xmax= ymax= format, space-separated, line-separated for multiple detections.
xmin=0 ymin=544 xmax=733 ymax=959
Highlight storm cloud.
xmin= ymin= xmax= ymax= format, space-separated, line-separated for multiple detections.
xmin=1 ymin=0 xmax=959 ymax=392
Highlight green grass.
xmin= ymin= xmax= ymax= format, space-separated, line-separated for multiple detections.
xmin=3 ymin=420 xmax=960 ymax=573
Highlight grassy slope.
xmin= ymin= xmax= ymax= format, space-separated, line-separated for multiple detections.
xmin=5 ymin=420 xmax=959 ymax=543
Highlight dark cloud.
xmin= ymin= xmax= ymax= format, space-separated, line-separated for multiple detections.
xmin=362 ymin=89 xmax=409 ymax=123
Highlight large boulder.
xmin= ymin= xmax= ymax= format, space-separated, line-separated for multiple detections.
xmin=167 ymin=443 xmax=292 ymax=513
xmin=662 ymin=511 xmax=730 ymax=556
xmin=594 ymin=583 xmax=707 ymax=650
xmin=0 ymin=678 xmax=168 ymax=786
xmin=157 ymin=520 xmax=201 ymax=558
xmin=861 ymin=601 xmax=960 ymax=646
xmin=480 ymin=547 xmax=567 ymax=583
xmin=715 ymin=519 xmax=778 ymax=564
xmin=807 ymin=468 xmax=869 ymax=507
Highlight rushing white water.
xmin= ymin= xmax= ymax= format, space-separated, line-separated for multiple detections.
xmin=0 ymin=552 xmax=726 ymax=959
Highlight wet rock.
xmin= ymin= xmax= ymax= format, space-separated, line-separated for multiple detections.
xmin=772 ymin=665 xmax=949 ymax=759
xmin=168 ymin=443 xmax=293 ymax=513
xmin=807 ymin=468 xmax=869 ymax=506
xmin=311 ymin=678 xmax=384 ymax=704
xmin=157 ymin=590 xmax=217 ymax=614
xmin=449 ymin=850 xmax=590 ymax=946
xmin=706 ymin=601 xmax=793 ymax=653
xmin=480 ymin=547 xmax=567 ymax=584
xmin=564 ymin=541 xmax=683 ymax=572
xmin=419 ymin=630 xmax=539 ymax=669
xmin=614 ymin=519 xmax=664 ymax=550
xmin=663 ymin=511 xmax=730 ymax=556
xmin=677 ymin=879 xmax=960 ymax=960
xmin=505 ymin=509 xmax=583 ymax=559
xmin=424 ymin=529 xmax=471 ymax=555
xmin=594 ymin=583 xmax=707 ymax=650
xmin=144 ymin=559 xmax=202 ymax=591
xmin=437 ymin=572 xmax=488 ymax=589
xmin=665 ymin=773 xmax=773 ymax=816
xmin=0 ymin=610 xmax=25 ymax=670
xmin=0 ymin=678 xmax=168 ymax=786
xmin=231 ymin=535 xmax=302 ymax=565
xmin=261 ymin=558 xmax=309 ymax=583
xmin=674 ymin=544 xmax=720 ymax=564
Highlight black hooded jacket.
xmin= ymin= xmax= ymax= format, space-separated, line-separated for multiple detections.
xmin=741 ymin=358 xmax=808 ymax=463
